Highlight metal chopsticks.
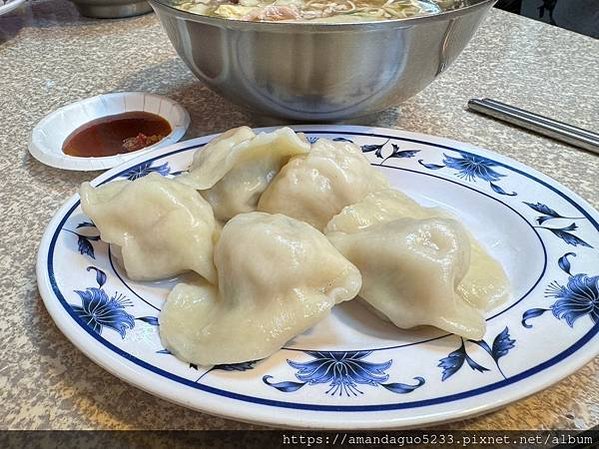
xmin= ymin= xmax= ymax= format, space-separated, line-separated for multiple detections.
xmin=467 ymin=98 xmax=599 ymax=154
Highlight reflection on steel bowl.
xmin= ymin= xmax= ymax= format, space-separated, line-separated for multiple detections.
xmin=149 ymin=0 xmax=496 ymax=121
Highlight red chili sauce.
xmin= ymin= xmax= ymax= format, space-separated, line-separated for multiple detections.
xmin=62 ymin=111 xmax=172 ymax=157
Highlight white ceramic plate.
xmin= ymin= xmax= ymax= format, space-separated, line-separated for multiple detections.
xmin=0 ymin=0 xmax=26 ymax=16
xmin=37 ymin=126 xmax=599 ymax=429
xmin=29 ymin=92 xmax=190 ymax=171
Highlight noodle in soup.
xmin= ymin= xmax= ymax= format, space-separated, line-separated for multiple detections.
xmin=175 ymin=0 xmax=466 ymax=22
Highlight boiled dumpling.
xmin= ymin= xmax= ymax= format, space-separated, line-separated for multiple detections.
xmin=327 ymin=218 xmax=486 ymax=339
xmin=80 ymin=173 xmax=217 ymax=283
xmin=182 ymin=126 xmax=256 ymax=189
xmin=325 ymin=189 xmax=509 ymax=311
xmin=179 ymin=127 xmax=310 ymax=222
xmin=257 ymin=138 xmax=389 ymax=230
xmin=324 ymin=188 xmax=428 ymax=234
xmin=159 ymin=212 xmax=362 ymax=365
xmin=159 ymin=277 xmax=219 ymax=358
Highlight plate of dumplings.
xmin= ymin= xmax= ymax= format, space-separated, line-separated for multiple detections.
xmin=37 ymin=125 xmax=599 ymax=428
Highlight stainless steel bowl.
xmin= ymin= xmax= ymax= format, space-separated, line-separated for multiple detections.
xmin=149 ymin=0 xmax=496 ymax=121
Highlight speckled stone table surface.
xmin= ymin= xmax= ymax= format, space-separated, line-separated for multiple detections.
xmin=1 ymin=0 xmax=598 ymax=431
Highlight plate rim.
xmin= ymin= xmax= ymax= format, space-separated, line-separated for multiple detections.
xmin=37 ymin=125 xmax=599 ymax=429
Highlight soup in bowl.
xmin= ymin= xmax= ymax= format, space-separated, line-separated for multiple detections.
xmin=175 ymin=0 xmax=466 ymax=22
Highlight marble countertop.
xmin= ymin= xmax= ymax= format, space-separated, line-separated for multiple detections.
xmin=1 ymin=0 xmax=598 ymax=431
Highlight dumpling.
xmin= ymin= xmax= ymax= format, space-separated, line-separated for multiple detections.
xmin=325 ymin=189 xmax=509 ymax=311
xmin=324 ymin=188 xmax=428 ymax=234
xmin=327 ymin=218 xmax=486 ymax=339
xmin=182 ymin=126 xmax=256 ymax=189
xmin=159 ymin=212 xmax=362 ymax=365
xmin=159 ymin=277 xmax=220 ymax=359
xmin=80 ymin=173 xmax=217 ymax=283
xmin=257 ymin=138 xmax=389 ymax=230
xmin=179 ymin=127 xmax=310 ymax=222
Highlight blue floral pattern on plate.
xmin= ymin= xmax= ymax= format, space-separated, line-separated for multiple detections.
xmin=70 ymin=266 xmax=135 ymax=339
xmin=360 ymin=138 xmax=421 ymax=165
xmin=120 ymin=161 xmax=170 ymax=180
xmin=439 ymin=328 xmax=516 ymax=381
xmin=524 ymin=202 xmax=592 ymax=248
xmin=522 ymin=253 xmax=599 ymax=328
xmin=417 ymin=150 xmax=517 ymax=196
xmin=263 ymin=351 xmax=425 ymax=396
xmin=62 ymin=221 xmax=100 ymax=259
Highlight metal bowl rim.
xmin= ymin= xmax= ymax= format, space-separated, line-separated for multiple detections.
xmin=148 ymin=0 xmax=496 ymax=31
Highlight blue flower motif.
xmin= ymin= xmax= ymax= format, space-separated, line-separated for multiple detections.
xmin=439 ymin=328 xmax=516 ymax=381
xmin=524 ymin=201 xmax=564 ymax=225
xmin=438 ymin=340 xmax=489 ymax=381
xmin=63 ymin=228 xmax=101 ymax=259
xmin=523 ymin=203 xmax=590 ymax=246
xmin=541 ymin=223 xmax=592 ymax=248
xmin=361 ymin=139 xmax=390 ymax=155
xmin=263 ymin=351 xmax=424 ymax=397
xmin=489 ymin=327 xmax=516 ymax=361
xmin=290 ymin=351 xmax=390 ymax=396
xmin=121 ymin=161 xmax=170 ymax=181
xmin=418 ymin=151 xmax=516 ymax=196
xmin=71 ymin=288 xmax=135 ymax=339
xmin=547 ymin=274 xmax=599 ymax=327
xmin=376 ymin=143 xmax=420 ymax=165
xmin=76 ymin=234 xmax=100 ymax=259
xmin=442 ymin=152 xmax=504 ymax=182
xmin=523 ymin=253 xmax=599 ymax=329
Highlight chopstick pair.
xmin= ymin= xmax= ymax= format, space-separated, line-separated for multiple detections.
xmin=467 ymin=98 xmax=599 ymax=154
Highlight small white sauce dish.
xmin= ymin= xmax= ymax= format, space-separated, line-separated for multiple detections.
xmin=29 ymin=92 xmax=190 ymax=171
